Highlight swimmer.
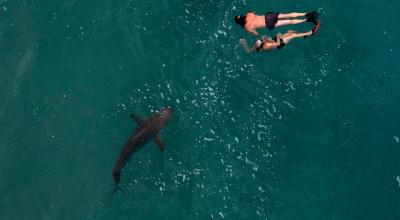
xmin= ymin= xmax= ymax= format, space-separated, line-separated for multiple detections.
xmin=235 ymin=10 xmax=319 ymax=36
xmin=239 ymin=21 xmax=320 ymax=52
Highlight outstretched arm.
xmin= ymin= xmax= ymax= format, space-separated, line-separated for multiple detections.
xmin=269 ymin=34 xmax=282 ymax=47
xmin=239 ymin=39 xmax=255 ymax=53
xmin=262 ymin=35 xmax=274 ymax=42
xmin=249 ymin=29 xmax=259 ymax=36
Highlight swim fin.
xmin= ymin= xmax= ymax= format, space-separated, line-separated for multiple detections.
xmin=306 ymin=10 xmax=319 ymax=25
xmin=312 ymin=20 xmax=321 ymax=35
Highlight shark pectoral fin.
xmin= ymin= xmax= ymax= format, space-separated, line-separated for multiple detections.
xmin=130 ymin=114 xmax=144 ymax=124
xmin=154 ymin=135 xmax=165 ymax=152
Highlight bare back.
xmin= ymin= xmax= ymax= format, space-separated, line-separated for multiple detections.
xmin=261 ymin=42 xmax=279 ymax=51
xmin=244 ymin=12 xmax=266 ymax=35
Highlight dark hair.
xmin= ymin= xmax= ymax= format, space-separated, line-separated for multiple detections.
xmin=234 ymin=15 xmax=246 ymax=27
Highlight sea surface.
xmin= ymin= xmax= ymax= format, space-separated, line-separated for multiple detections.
xmin=1 ymin=0 xmax=400 ymax=219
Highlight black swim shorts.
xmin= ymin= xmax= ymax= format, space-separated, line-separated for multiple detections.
xmin=265 ymin=12 xmax=280 ymax=30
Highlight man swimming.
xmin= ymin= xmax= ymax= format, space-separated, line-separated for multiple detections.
xmin=239 ymin=21 xmax=320 ymax=52
xmin=235 ymin=10 xmax=319 ymax=36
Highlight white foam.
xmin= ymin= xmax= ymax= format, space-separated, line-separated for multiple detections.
xmin=257 ymin=131 xmax=267 ymax=141
xmin=397 ymin=176 xmax=400 ymax=188
xmin=284 ymin=101 xmax=295 ymax=109
xmin=204 ymin=137 xmax=214 ymax=141
xmin=258 ymin=124 xmax=268 ymax=129
xmin=266 ymin=109 xmax=273 ymax=117
xmin=245 ymin=157 xmax=258 ymax=171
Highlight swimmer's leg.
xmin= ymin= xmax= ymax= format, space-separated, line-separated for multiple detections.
xmin=275 ymin=19 xmax=306 ymax=28
xmin=287 ymin=30 xmax=300 ymax=34
xmin=305 ymin=11 xmax=319 ymax=25
xmin=278 ymin=13 xmax=306 ymax=19
xmin=282 ymin=31 xmax=312 ymax=43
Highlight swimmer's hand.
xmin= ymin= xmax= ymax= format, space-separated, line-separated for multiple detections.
xmin=249 ymin=30 xmax=259 ymax=36
xmin=239 ymin=39 xmax=252 ymax=53
xmin=276 ymin=33 xmax=282 ymax=40
xmin=262 ymin=35 xmax=273 ymax=42
xmin=276 ymin=34 xmax=282 ymax=46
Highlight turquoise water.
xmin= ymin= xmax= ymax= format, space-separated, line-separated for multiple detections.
xmin=1 ymin=0 xmax=400 ymax=219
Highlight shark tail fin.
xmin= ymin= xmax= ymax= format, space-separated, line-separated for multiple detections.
xmin=154 ymin=135 xmax=165 ymax=152
xmin=130 ymin=114 xmax=144 ymax=124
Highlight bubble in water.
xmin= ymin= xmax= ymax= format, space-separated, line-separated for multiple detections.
xmin=396 ymin=176 xmax=400 ymax=188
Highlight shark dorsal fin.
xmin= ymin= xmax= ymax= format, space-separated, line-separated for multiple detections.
xmin=130 ymin=114 xmax=145 ymax=124
xmin=154 ymin=135 xmax=165 ymax=152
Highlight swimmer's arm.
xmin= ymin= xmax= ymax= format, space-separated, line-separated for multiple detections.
xmin=276 ymin=34 xmax=281 ymax=43
xmin=249 ymin=29 xmax=259 ymax=36
xmin=239 ymin=39 xmax=255 ymax=53
xmin=262 ymin=36 xmax=276 ymax=44
xmin=261 ymin=45 xmax=274 ymax=51
xmin=269 ymin=34 xmax=282 ymax=47
xmin=261 ymin=35 xmax=268 ymax=41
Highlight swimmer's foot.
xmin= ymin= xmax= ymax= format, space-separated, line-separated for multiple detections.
xmin=304 ymin=21 xmax=321 ymax=39
xmin=305 ymin=10 xmax=319 ymax=25
xmin=304 ymin=33 xmax=311 ymax=39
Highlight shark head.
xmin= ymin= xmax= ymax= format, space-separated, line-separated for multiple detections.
xmin=156 ymin=106 xmax=173 ymax=126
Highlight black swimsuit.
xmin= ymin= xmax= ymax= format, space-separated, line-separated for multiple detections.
xmin=272 ymin=37 xmax=286 ymax=50
xmin=265 ymin=12 xmax=280 ymax=30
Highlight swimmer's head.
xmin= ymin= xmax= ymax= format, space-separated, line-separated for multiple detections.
xmin=255 ymin=39 xmax=263 ymax=51
xmin=234 ymin=15 xmax=246 ymax=27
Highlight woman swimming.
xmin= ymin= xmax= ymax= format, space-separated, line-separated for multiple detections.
xmin=240 ymin=21 xmax=320 ymax=52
